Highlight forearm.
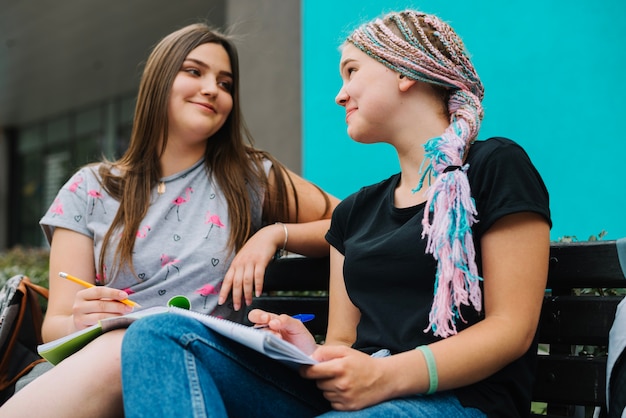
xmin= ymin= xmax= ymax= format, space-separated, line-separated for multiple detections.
xmin=382 ymin=317 xmax=537 ymax=398
xmin=42 ymin=313 xmax=77 ymax=343
xmin=44 ymin=227 xmax=98 ymax=342
xmin=280 ymin=219 xmax=332 ymax=258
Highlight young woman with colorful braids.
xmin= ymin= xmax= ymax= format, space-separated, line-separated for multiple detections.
xmin=120 ymin=10 xmax=551 ymax=417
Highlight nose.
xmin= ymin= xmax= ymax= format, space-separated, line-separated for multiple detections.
xmin=335 ymin=85 xmax=348 ymax=106
xmin=201 ymin=77 xmax=218 ymax=97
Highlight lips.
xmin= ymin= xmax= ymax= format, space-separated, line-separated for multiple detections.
xmin=191 ymin=101 xmax=216 ymax=113
xmin=345 ymin=107 xmax=357 ymax=122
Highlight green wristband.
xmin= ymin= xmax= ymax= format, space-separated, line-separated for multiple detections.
xmin=416 ymin=345 xmax=438 ymax=395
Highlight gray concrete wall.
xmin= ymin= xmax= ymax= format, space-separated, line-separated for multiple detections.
xmin=226 ymin=0 xmax=302 ymax=172
xmin=0 ymin=130 xmax=7 ymax=250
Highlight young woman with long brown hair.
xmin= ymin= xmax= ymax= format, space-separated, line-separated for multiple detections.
xmin=1 ymin=23 xmax=337 ymax=417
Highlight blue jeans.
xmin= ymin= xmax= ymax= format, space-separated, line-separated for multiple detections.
xmin=121 ymin=314 xmax=486 ymax=418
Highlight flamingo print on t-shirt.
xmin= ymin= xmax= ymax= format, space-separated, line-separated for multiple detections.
xmin=195 ymin=282 xmax=221 ymax=309
xmin=87 ymin=189 xmax=106 ymax=215
xmin=204 ymin=211 xmax=225 ymax=239
xmin=165 ymin=187 xmax=193 ymax=221
xmin=160 ymin=254 xmax=181 ymax=280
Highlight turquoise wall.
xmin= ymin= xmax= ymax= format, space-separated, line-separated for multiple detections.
xmin=302 ymin=0 xmax=626 ymax=241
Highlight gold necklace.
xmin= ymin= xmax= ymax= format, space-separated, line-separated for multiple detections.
xmin=157 ymin=158 xmax=204 ymax=195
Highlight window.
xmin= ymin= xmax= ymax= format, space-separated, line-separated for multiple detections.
xmin=9 ymin=95 xmax=134 ymax=247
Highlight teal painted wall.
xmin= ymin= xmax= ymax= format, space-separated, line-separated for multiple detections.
xmin=302 ymin=0 xmax=626 ymax=241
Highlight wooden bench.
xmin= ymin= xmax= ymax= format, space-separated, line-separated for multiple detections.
xmin=534 ymin=240 xmax=624 ymax=417
xmin=251 ymin=240 xmax=625 ymax=417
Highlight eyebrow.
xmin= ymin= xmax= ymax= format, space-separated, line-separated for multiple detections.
xmin=339 ymin=58 xmax=356 ymax=72
xmin=184 ymin=58 xmax=233 ymax=78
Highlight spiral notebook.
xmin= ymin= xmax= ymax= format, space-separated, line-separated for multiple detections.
xmin=37 ymin=306 xmax=318 ymax=368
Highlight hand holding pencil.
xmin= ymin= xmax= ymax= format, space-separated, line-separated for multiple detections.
xmin=59 ymin=272 xmax=141 ymax=308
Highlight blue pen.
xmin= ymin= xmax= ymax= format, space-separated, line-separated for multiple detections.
xmin=291 ymin=313 xmax=315 ymax=323
xmin=253 ymin=313 xmax=315 ymax=328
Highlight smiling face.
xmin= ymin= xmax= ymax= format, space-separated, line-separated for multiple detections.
xmin=167 ymin=42 xmax=234 ymax=151
xmin=335 ymin=43 xmax=403 ymax=144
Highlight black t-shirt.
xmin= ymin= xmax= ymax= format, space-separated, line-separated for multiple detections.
xmin=325 ymin=137 xmax=551 ymax=417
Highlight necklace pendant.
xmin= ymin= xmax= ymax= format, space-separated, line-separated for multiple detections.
xmin=157 ymin=182 xmax=166 ymax=194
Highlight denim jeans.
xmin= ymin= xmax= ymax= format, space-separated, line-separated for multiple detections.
xmin=121 ymin=314 xmax=486 ymax=418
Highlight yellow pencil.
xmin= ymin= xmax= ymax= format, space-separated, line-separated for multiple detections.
xmin=58 ymin=272 xmax=141 ymax=308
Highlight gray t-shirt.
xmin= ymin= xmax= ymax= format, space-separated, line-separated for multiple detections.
xmin=40 ymin=158 xmax=270 ymax=322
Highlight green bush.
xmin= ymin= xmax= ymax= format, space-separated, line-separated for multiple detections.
xmin=0 ymin=246 xmax=50 ymax=289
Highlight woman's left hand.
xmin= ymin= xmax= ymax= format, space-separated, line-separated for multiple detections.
xmin=218 ymin=224 xmax=284 ymax=310
xmin=302 ymin=345 xmax=392 ymax=411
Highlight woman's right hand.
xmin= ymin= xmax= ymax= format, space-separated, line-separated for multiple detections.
xmin=248 ymin=309 xmax=319 ymax=355
xmin=42 ymin=227 xmax=133 ymax=342
xmin=219 ymin=224 xmax=283 ymax=311
xmin=71 ymin=286 xmax=135 ymax=330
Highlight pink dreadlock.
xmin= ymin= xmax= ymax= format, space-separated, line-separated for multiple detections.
xmin=348 ymin=10 xmax=485 ymax=338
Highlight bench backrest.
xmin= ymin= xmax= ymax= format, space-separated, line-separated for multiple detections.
xmin=534 ymin=240 xmax=624 ymax=416
xmin=252 ymin=240 xmax=625 ymax=416
xmin=251 ymin=256 xmax=330 ymax=336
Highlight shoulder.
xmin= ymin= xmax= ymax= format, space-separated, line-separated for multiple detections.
xmin=466 ymin=137 xmax=529 ymax=165
xmin=466 ymin=137 xmax=541 ymax=183
xmin=78 ymin=162 xmax=118 ymax=179
xmin=335 ymin=173 xmax=399 ymax=214
xmin=245 ymin=149 xmax=275 ymax=177
xmin=61 ymin=163 xmax=108 ymax=188
xmin=327 ymin=173 xmax=399 ymax=249
xmin=354 ymin=173 xmax=400 ymax=197
xmin=466 ymin=137 xmax=551 ymax=234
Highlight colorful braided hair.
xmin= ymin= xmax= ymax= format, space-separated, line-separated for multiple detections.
xmin=348 ymin=10 xmax=485 ymax=338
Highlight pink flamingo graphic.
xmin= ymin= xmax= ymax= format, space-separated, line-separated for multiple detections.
xmin=204 ymin=211 xmax=225 ymax=239
xmin=50 ymin=198 xmax=64 ymax=216
xmin=165 ymin=187 xmax=193 ymax=221
xmin=136 ymin=225 xmax=151 ymax=238
xmin=195 ymin=283 xmax=221 ymax=309
xmin=160 ymin=254 xmax=181 ymax=280
xmin=68 ymin=174 xmax=84 ymax=192
xmin=87 ymin=189 xmax=107 ymax=215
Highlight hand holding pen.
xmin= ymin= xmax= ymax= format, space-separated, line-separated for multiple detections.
xmin=249 ymin=309 xmax=319 ymax=355
xmin=253 ymin=313 xmax=315 ymax=329
xmin=59 ymin=272 xmax=141 ymax=308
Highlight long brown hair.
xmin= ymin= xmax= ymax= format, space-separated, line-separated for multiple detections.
xmin=96 ymin=23 xmax=306 ymax=281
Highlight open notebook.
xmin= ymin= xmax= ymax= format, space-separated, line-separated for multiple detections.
xmin=37 ymin=306 xmax=318 ymax=368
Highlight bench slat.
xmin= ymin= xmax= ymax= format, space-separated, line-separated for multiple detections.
xmin=533 ymin=355 xmax=606 ymax=405
xmin=539 ymin=295 xmax=622 ymax=345
xmin=262 ymin=256 xmax=329 ymax=291
xmin=548 ymin=241 xmax=624 ymax=288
